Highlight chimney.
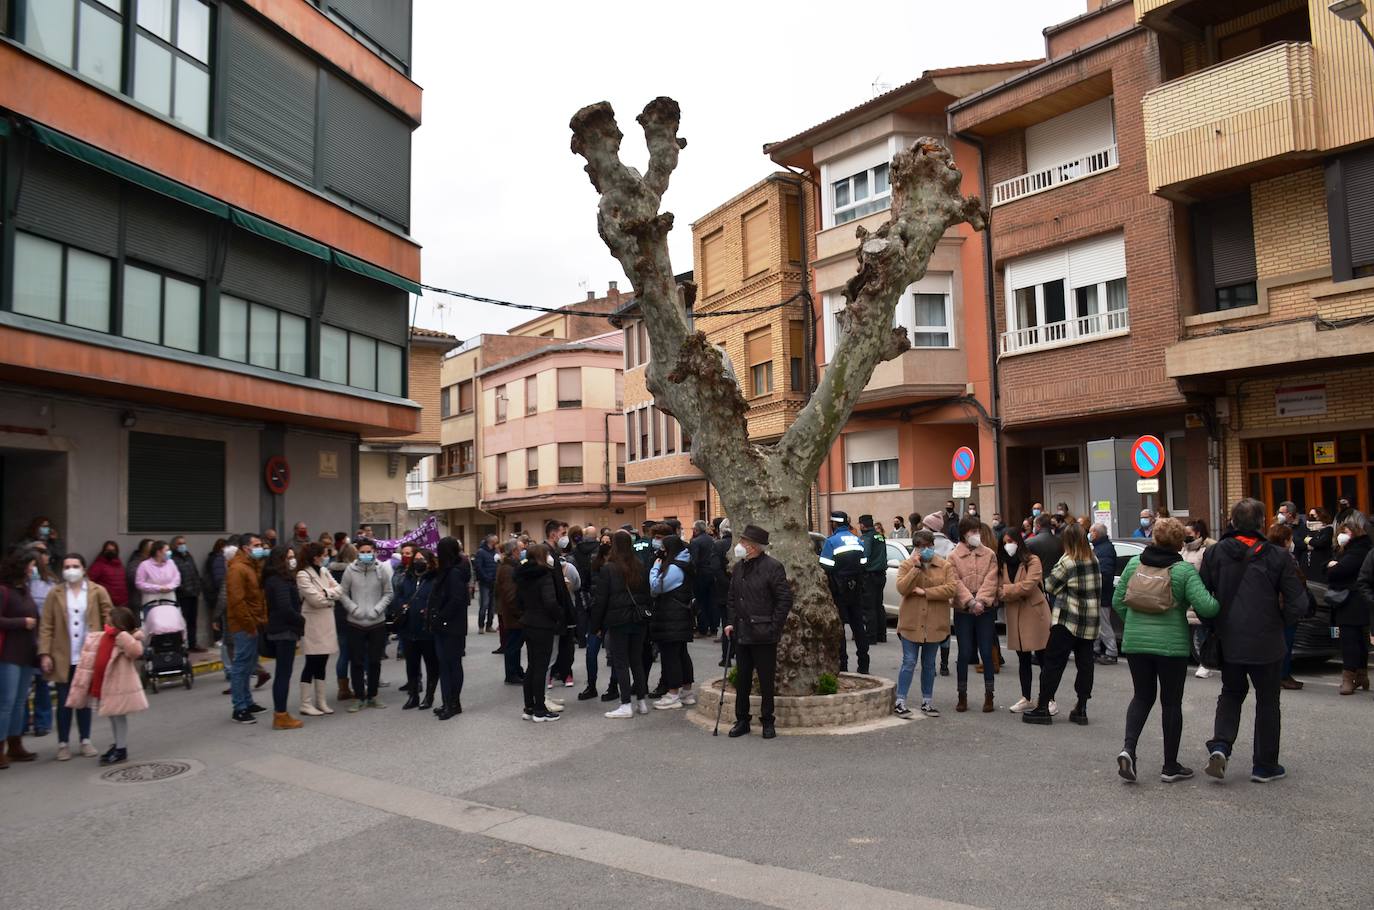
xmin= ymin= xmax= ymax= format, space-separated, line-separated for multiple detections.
xmin=587 ymin=290 xmax=596 ymax=300
xmin=607 ymin=280 xmax=620 ymax=303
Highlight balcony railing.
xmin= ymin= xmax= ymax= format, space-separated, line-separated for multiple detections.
xmin=991 ymin=145 xmax=1118 ymax=206
xmin=1000 ymin=308 xmax=1130 ymax=355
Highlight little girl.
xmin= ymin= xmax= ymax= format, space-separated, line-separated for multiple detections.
xmin=66 ymin=606 xmax=148 ymax=765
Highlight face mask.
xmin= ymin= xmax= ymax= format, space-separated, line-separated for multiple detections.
xmin=288 ymin=558 xmax=297 ymax=570
xmin=1140 ymin=518 xmax=1152 ymax=528
xmin=1337 ymin=532 xmax=1352 ymax=547
xmin=1056 ymin=511 xmax=1066 ymax=518
xmin=29 ymin=566 xmax=39 ymax=579
xmin=920 ymin=547 xmax=935 ymax=562
xmin=156 ymin=550 xmax=170 ymax=561
xmin=358 ymin=553 xmax=375 ymax=565
xmin=558 ymin=536 xmax=570 ymax=550
xmin=176 ymin=544 xmax=188 ymax=555
xmin=1185 ymin=534 xmax=1197 ymax=543
xmin=1003 ymin=542 xmax=1018 ymax=557
xmin=102 ymin=549 xmax=116 ymax=560
xmin=1032 ymin=509 xmax=1041 ymax=518
xmin=651 ymin=539 xmax=664 ymax=551
xmin=733 ymin=544 xmax=748 ymax=560
xmin=39 ymin=525 xmax=51 ymax=538
xmin=251 ymin=547 xmax=269 ymax=560
xmin=1286 ymin=543 xmax=1295 ymax=553
xmin=964 ymin=533 xmax=981 ymax=549
xmin=413 ymin=560 xmax=427 ymax=573
xmin=545 ymin=555 xmax=555 ymax=568
xmin=1275 ymin=514 xmax=1288 ymax=525
xmin=222 ymin=545 xmax=239 ymax=561
xmin=63 ymin=567 xmax=84 ymax=584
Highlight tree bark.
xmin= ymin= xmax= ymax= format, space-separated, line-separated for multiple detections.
xmin=571 ymin=101 xmax=985 ymax=695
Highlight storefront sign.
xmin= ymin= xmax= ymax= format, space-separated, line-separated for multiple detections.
xmin=318 ymin=450 xmax=338 ymax=479
xmin=1275 ymin=385 xmax=1326 ymax=417
xmin=1093 ymin=501 xmax=1112 ymax=530
xmin=1314 ymin=440 xmax=1336 ymax=465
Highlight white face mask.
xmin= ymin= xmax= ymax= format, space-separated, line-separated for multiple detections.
xmin=1003 ymin=542 xmax=1017 ymax=557
xmin=733 ymin=544 xmax=748 ymax=560
xmin=62 ymin=568 xmax=84 ymax=584
xmin=965 ymin=533 xmax=981 ymax=549
xmin=222 ymin=545 xmax=239 ymax=562
xmin=1276 ymin=514 xmax=1288 ymax=525
xmin=288 ymin=558 xmax=297 ymax=570
xmin=1337 ymin=532 xmax=1352 ymax=548
xmin=558 ymin=536 xmax=570 ymax=550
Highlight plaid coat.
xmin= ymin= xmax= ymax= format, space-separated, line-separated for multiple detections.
xmin=1043 ymin=554 xmax=1101 ymax=640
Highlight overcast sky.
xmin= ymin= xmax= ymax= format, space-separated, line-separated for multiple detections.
xmin=408 ymin=0 xmax=1085 ymax=339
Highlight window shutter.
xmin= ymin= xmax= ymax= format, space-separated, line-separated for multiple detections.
xmin=745 ymin=330 xmax=770 ymax=366
xmin=557 ymin=367 xmax=581 ymax=403
xmin=1025 ymin=97 xmax=1115 ymax=172
xmin=127 ymin=432 xmax=225 ymax=532
xmin=742 ymin=205 xmax=769 ymax=277
xmin=221 ymin=231 xmax=313 ymax=316
xmin=220 ymin=7 xmax=316 ymax=182
xmin=458 ymin=380 xmax=473 ymax=412
xmin=844 ymin=428 xmax=899 ymax=465
xmin=1343 ymin=147 xmax=1374 ymax=267
xmin=124 ymin=187 xmax=211 ymax=278
xmin=1065 ymin=232 xmax=1126 ymax=288
xmin=1209 ymin=193 xmax=1257 ymax=287
xmin=324 ymin=271 xmax=408 ymax=345
xmin=496 ymin=454 xmax=508 ymax=486
xmin=321 ymin=74 xmax=412 ymax=229
xmin=701 ymin=230 xmax=726 ymax=296
xmin=15 ymin=150 xmax=120 ymax=256
xmin=559 ymin=442 xmax=583 ymax=467
xmin=525 ymin=376 xmax=538 ymax=413
xmin=326 ymin=0 xmax=412 ymax=66
xmin=784 ymin=194 xmax=802 ymax=263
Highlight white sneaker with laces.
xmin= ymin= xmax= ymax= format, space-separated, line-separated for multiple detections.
xmin=1195 ymin=666 xmax=1213 ymax=679
xmin=1008 ymin=697 xmax=1035 ymax=714
xmin=1048 ymin=700 xmax=1059 ymax=716
xmin=636 ymin=698 xmax=650 ymax=715
xmin=653 ymin=693 xmax=683 ymax=710
xmin=544 ymin=701 xmax=565 ymax=713
xmin=604 ymin=703 xmax=634 ymax=719
xmin=679 ymin=689 xmax=698 ymax=706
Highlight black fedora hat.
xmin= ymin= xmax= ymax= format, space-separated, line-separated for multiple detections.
xmin=740 ymin=524 xmax=770 ymax=546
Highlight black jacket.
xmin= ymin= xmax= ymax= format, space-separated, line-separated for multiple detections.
xmin=1200 ymin=530 xmax=1308 ymax=665
xmin=649 ymin=565 xmax=694 ymax=644
xmin=264 ymin=573 xmax=305 ymax=637
xmin=573 ymin=539 xmax=600 ymax=590
xmin=1302 ymin=525 xmax=1334 ymax=582
xmin=726 ymin=553 xmax=793 ymax=645
xmin=711 ymin=533 xmax=734 ymax=601
xmin=429 ymin=561 xmax=471 ymax=637
xmin=1356 ymin=548 xmax=1374 ymax=620
xmin=689 ymin=533 xmax=718 ymax=579
xmin=172 ymin=551 xmax=202 ymax=598
xmin=1327 ymin=534 xmax=1372 ymax=627
xmin=591 ymin=563 xmax=646 ymax=631
xmin=1027 ymin=531 xmax=1064 ymax=581
xmin=1092 ymin=535 xmax=1117 ymax=615
xmin=516 ymin=561 xmax=564 ymax=632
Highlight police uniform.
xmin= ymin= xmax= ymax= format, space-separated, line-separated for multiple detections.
xmin=858 ymin=516 xmax=887 ymax=644
xmin=819 ymin=511 xmax=869 ymax=673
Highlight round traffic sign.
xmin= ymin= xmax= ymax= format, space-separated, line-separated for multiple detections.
xmin=951 ymin=446 xmax=976 ymax=482
xmin=1130 ymin=435 xmax=1165 ymax=478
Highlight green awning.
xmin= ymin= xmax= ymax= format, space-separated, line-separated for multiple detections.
xmin=0 ymin=120 xmax=10 ymax=139
xmin=28 ymin=121 xmax=228 ymax=218
xmin=332 ymin=249 xmax=422 ymax=296
xmin=230 ymin=208 xmax=330 ymax=261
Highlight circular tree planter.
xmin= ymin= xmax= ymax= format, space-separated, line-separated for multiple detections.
xmin=689 ymin=673 xmax=898 ymax=735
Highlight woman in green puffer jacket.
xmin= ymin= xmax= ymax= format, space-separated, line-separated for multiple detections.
xmin=1111 ymin=517 xmax=1219 ymax=784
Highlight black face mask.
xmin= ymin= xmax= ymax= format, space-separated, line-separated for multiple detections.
xmin=102 ymin=549 xmax=116 ymax=559
xmin=412 ymin=561 xmax=427 ymax=573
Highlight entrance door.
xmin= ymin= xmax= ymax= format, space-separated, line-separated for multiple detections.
xmin=1043 ymin=446 xmax=1084 ymax=517
xmin=1315 ymin=471 xmax=1362 ymax=516
xmin=1265 ymin=474 xmax=1310 ymax=520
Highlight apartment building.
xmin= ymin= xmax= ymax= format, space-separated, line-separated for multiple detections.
xmin=948 ymin=0 xmax=1211 ymax=533
xmin=767 ymin=64 xmax=1033 ymax=527
xmin=0 ymin=1 xmax=421 ymax=558
xmin=1140 ymin=0 xmax=1374 ymax=520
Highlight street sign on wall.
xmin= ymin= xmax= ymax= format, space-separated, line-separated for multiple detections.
xmin=951 ymin=446 xmax=975 ymax=482
xmin=1130 ymin=435 xmax=1165 ymax=478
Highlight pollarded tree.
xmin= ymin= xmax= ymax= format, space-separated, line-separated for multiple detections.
xmin=570 ymin=98 xmax=986 ymax=695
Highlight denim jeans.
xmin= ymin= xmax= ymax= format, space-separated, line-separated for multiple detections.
xmin=896 ymin=635 xmax=941 ymax=705
xmin=584 ymin=631 xmax=602 ymax=688
xmin=25 ymin=676 xmax=52 ymax=732
xmin=953 ymin=610 xmax=996 ymax=690
xmin=477 ymin=582 xmax=494 ymax=630
xmin=503 ymin=628 xmax=525 ymax=682
xmin=0 ymin=661 xmax=37 ymax=737
xmin=55 ymin=668 xmax=92 ymax=743
xmin=229 ymin=631 xmax=259 ymax=712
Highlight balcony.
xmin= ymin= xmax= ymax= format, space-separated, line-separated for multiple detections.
xmin=991 ymin=145 xmax=1119 ymax=207
xmin=1142 ymin=41 xmax=1317 ymax=195
xmin=1000 ymin=308 xmax=1130 ymax=356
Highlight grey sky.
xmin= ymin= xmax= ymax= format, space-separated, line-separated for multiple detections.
xmin=408 ymin=0 xmax=1085 ymax=339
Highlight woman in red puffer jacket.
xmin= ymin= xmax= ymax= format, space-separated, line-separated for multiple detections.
xmin=87 ymin=540 xmax=130 ymax=607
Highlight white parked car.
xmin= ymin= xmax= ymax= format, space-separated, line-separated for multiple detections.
xmin=807 ymin=533 xmax=911 ymax=623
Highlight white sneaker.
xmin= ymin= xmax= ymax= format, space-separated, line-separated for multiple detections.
xmin=544 ymin=701 xmax=564 ymax=713
xmin=636 ymin=698 xmax=650 ymax=715
xmin=1048 ymin=700 xmax=1059 ymax=716
xmin=604 ymin=703 xmax=634 ymax=718
xmin=1195 ymin=666 xmax=1213 ymax=679
xmin=547 ymin=697 xmax=565 ymax=706
xmin=521 ymin=710 xmax=534 ymax=721
xmin=679 ymin=689 xmax=698 ymax=706
xmin=1008 ymin=697 xmax=1035 ymax=714
xmin=653 ymin=693 xmax=683 ymax=710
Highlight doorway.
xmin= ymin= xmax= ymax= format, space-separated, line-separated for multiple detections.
xmin=0 ymin=448 xmax=69 ymax=548
xmin=1043 ymin=446 xmax=1085 ymax=518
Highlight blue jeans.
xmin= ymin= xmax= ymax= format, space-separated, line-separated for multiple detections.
xmin=229 ymin=631 xmax=259 ymax=712
xmin=0 ymin=661 xmax=36 ymax=737
xmin=478 ymin=582 xmax=494 ymax=630
xmin=584 ymin=631 xmax=602 ymax=687
xmin=55 ymin=670 xmax=92 ymax=743
xmin=503 ymin=628 xmax=525 ymax=682
xmin=953 ymin=610 xmax=996 ymax=691
xmin=896 ymin=636 xmax=940 ymax=704
xmin=25 ymin=676 xmax=52 ymax=732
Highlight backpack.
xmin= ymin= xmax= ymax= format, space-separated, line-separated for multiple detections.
xmin=1124 ymin=562 xmax=1174 ymax=614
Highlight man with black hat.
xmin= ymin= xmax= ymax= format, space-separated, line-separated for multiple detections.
xmin=724 ymin=525 xmax=793 ymax=739
xmin=820 ymin=511 xmax=869 ymax=673
xmin=858 ymin=515 xmax=888 ymax=644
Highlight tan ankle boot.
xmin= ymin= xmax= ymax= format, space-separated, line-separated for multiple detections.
xmin=337 ymin=678 xmax=356 ymax=701
xmin=983 ymin=690 xmax=995 ymax=713
xmin=314 ymin=680 xmax=334 ymax=714
xmin=272 ymin=711 xmax=303 ymax=730
xmin=1339 ymin=670 xmax=1356 ymax=696
xmin=7 ymin=735 xmax=36 ymax=761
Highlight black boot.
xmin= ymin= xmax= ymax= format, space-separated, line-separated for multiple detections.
xmin=728 ymin=719 xmax=750 ymax=738
xmin=940 ymin=651 xmax=950 ymax=676
xmin=1070 ymin=700 xmax=1088 ymax=725
xmin=600 ymin=682 xmax=620 ymax=702
xmin=761 ymin=720 xmax=777 ymax=740
xmin=577 ymin=684 xmax=599 ymax=701
xmin=402 ymin=691 xmax=420 ymax=710
xmin=418 ymin=679 xmax=437 ymax=711
xmin=857 ymin=656 xmax=870 ymax=675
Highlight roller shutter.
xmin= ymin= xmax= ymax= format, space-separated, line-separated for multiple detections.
xmin=327 ymin=0 xmax=412 ymax=67
xmin=321 ymin=74 xmax=412 ymax=228
xmin=14 ymin=150 xmax=120 ymax=256
xmin=127 ymin=431 xmax=226 ymax=533
xmin=323 ymin=269 xmax=407 ymax=346
xmin=123 ymin=186 xmax=211 ymax=278
xmin=1343 ymin=147 xmax=1374 ymax=269
xmin=221 ymin=231 xmax=314 ymax=316
xmin=1207 ymin=193 xmax=1257 ymax=288
xmin=220 ymin=7 xmax=317 ymax=183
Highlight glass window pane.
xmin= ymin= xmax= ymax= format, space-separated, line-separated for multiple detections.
xmin=320 ymin=325 xmax=348 ymax=383
xmin=65 ymin=247 xmax=112 ymax=332
xmin=878 ymin=458 xmax=899 ymax=486
xmin=852 ymin=170 xmax=868 ymax=201
xmin=25 ymin=0 xmax=75 ymax=68
xmin=912 ymin=293 xmax=947 ymax=328
xmin=133 ymin=35 xmax=173 ymax=116
xmin=1106 ymin=277 xmax=1128 ymax=310
xmin=1338 ymin=434 xmax=1362 ymax=463
xmin=248 ymin=302 xmax=277 ymax=369
xmin=833 ymin=180 xmax=849 ymax=209
xmin=94 ymin=0 xmax=121 ymax=10
xmin=912 ymin=332 xmax=949 ymax=347
xmin=173 ymin=58 xmax=209 ymax=134
xmin=1043 ymin=280 xmax=1067 ymax=324
xmin=1260 ymin=439 xmax=1284 ymax=467
xmin=121 ymin=266 xmax=162 ymax=343
xmin=77 ymin=4 xmax=123 ymax=91
xmin=377 ymin=343 xmax=402 ymax=396
xmin=1285 ymin=438 xmax=1310 ymax=467
xmin=349 ymin=334 xmax=377 ymax=390
xmin=219 ymin=294 xmax=247 ymax=362
xmin=1075 ymin=284 xmax=1097 ymax=319
xmin=163 ymin=276 xmax=200 ymax=351
xmin=137 ymin=0 xmax=173 ymax=40
xmin=13 ymin=234 xmax=64 ymax=321
xmin=874 ymin=163 xmax=890 ymax=195
xmin=176 ymin=0 xmax=211 ymax=62
xmin=279 ymin=313 xmax=307 ymax=375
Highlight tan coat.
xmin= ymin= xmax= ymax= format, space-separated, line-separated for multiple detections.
xmin=66 ymin=629 xmax=148 ymax=717
xmin=296 ymin=568 xmax=341 ymax=656
xmin=947 ymin=543 xmax=999 ymax=612
xmin=1000 ymin=558 xmax=1051 ymax=653
xmin=37 ymin=581 xmax=113 ymax=683
xmin=895 ymin=555 xmax=958 ymax=643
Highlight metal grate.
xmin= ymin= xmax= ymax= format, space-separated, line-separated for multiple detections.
xmin=97 ymin=760 xmax=196 ymax=784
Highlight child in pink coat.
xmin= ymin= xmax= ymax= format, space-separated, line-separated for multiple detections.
xmin=66 ymin=606 xmax=147 ymax=765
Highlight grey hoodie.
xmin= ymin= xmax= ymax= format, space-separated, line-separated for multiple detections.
xmin=340 ymin=559 xmax=394 ymax=628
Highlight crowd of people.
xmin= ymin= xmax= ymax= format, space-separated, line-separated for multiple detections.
xmin=1 ymin=492 xmax=1370 ymax=779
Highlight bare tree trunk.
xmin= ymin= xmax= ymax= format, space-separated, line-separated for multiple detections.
xmin=571 ymin=100 xmax=984 ymax=695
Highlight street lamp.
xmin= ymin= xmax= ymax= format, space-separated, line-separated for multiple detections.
xmin=1330 ymin=0 xmax=1374 ymax=51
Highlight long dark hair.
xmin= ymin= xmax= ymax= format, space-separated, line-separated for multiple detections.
xmin=525 ymin=543 xmax=554 ymax=574
xmin=0 ymin=549 xmax=36 ymax=587
xmin=260 ymin=545 xmax=294 ymax=585
xmin=109 ymin=605 xmax=139 ymax=634
xmin=301 ymin=542 xmax=327 ymax=574
xmin=435 ymin=536 xmax=464 ymax=575
xmin=999 ymin=526 xmax=1029 ymax=578
xmin=609 ymin=531 xmax=646 ymax=593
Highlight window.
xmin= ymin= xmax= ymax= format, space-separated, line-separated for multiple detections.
xmin=894 ymin=273 xmax=954 ymax=348
xmin=784 ymin=194 xmax=803 ymax=264
xmin=1191 ymin=193 xmax=1257 ymax=313
xmin=440 ymin=385 xmax=453 ymax=419
xmin=789 ymin=320 xmax=806 ymax=392
xmin=558 ymin=442 xmax=583 ymax=484
xmin=127 ymin=430 xmax=224 ymax=532
xmin=639 ymin=406 xmax=649 ymax=459
xmin=132 ymin=0 xmax=212 ymax=134
xmin=218 ymin=295 xmax=307 ymax=375
xmin=665 ymin=415 xmax=676 ymax=455
xmin=406 ymin=465 xmax=422 ymax=497
xmin=626 ymin=411 xmax=637 ymax=461
xmin=557 ymin=367 xmax=582 ymax=408
xmin=377 ymin=343 xmax=402 ymax=396
xmin=320 ymin=326 xmax=348 ymax=384
xmin=525 ymin=375 xmax=539 ymax=415
xmin=1166 ymin=433 xmax=1189 ymax=517
xmin=317 ymin=325 xmax=401 ymax=391
xmin=11 ymin=232 xmax=113 ymax=332
xmin=624 ymin=324 xmax=637 ymax=369
xmin=742 ymin=205 xmax=770 ymax=278
xmin=845 ymin=428 xmax=899 ymax=491
xmin=617 ymin=444 xmax=626 ymax=483
xmin=439 ymin=441 xmax=474 ymax=476
xmin=495 ymin=385 xmax=508 ymax=424
xmin=746 ymin=329 xmax=773 ymax=397
xmin=700 ymin=229 xmax=726 ymax=297
xmin=995 ymin=97 xmax=1117 ymax=206
xmin=496 ymin=453 xmax=508 ymax=492
xmin=122 ymin=264 xmax=201 ymax=352
xmin=348 ymin=334 xmax=376 ymax=390
xmin=457 ymin=441 xmax=474 ymax=475
xmin=1003 ymin=232 xmax=1129 ymax=354
xmin=832 ymin=162 xmax=890 ymax=225
xmin=22 ymin=0 xmax=124 ymax=91
xmin=822 ymin=292 xmax=844 ymax=364
xmin=650 ymin=406 xmax=662 ymax=457
xmin=457 ymin=379 xmax=474 ymax=414
xmin=526 ymin=446 xmax=540 ymax=487
xmin=1326 ymin=147 xmax=1374 ymax=281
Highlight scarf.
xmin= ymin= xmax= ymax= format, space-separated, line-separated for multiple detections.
xmin=89 ymin=627 xmax=118 ymax=699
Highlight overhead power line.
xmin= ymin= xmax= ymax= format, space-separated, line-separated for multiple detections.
xmin=419 ymin=282 xmax=809 ymax=320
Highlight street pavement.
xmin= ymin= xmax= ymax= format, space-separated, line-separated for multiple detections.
xmin=3 ymin=620 xmax=1372 ymax=910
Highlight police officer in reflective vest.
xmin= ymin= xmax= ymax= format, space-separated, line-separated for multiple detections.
xmin=820 ymin=511 xmax=869 ymax=674
xmin=858 ymin=515 xmax=887 ymax=644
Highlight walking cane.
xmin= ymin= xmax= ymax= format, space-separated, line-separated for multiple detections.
xmin=714 ymin=633 xmax=734 ymax=736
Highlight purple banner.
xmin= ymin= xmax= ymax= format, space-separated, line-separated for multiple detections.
xmin=373 ymin=515 xmax=441 ymax=559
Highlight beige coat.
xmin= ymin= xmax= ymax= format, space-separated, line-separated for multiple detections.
xmin=37 ymin=581 xmax=113 ymax=683
xmin=947 ymin=542 xmax=999 ymax=613
xmin=1000 ymin=558 xmax=1051 ymax=653
xmin=895 ymin=555 xmax=957 ymax=643
xmin=296 ymin=568 xmax=341 ymax=656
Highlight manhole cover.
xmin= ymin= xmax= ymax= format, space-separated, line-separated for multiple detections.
xmin=96 ymin=759 xmax=201 ymax=784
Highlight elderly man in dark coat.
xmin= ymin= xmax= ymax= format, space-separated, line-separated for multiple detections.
xmin=724 ymin=525 xmax=793 ymax=740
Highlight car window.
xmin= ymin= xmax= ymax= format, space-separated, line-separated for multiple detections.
xmin=886 ymin=542 xmax=908 ymax=564
xmin=1112 ymin=542 xmax=1144 ymax=578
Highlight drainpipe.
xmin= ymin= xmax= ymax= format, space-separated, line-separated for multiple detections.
xmin=602 ymin=410 xmax=615 ymax=508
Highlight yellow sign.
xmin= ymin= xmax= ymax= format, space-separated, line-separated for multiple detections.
xmin=1314 ymin=441 xmax=1336 ymax=465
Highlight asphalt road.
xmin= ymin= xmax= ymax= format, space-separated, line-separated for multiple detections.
xmin=2 ymin=624 xmax=1371 ymax=910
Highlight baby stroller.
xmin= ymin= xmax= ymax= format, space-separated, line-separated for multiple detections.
xmin=141 ymin=598 xmax=194 ymax=692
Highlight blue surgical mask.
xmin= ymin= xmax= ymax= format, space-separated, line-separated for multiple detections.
xmin=519 ymin=549 xmax=528 ymax=561
xmin=176 ymin=545 xmax=188 ymax=555
xmin=358 ymin=553 xmax=375 ymax=565
xmin=1031 ymin=509 xmax=1041 ymax=518
xmin=29 ymin=565 xmax=39 ymax=579
xmin=251 ymin=547 xmax=269 ymax=560
xmin=38 ymin=525 xmax=51 ymax=538
xmin=651 ymin=539 xmax=664 ymax=551
xmin=920 ymin=547 xmax=935 ymax=562
xmin=1140 ymin=518 xmax=1152 ymax=528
